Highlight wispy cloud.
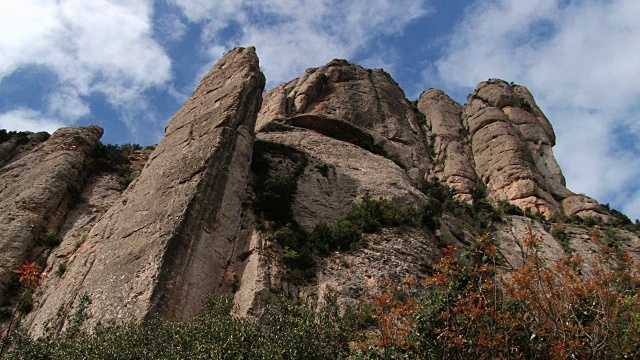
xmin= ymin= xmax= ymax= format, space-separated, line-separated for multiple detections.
xmin=169 ymin=0 xmax=431 ymax=87
xmin=431 ymin=0 xmax=640 ymax=219
xmin=0 ymin=108 xmax=65 ymax=134
xmin=0 ymin=0 xmax=172 ymax=134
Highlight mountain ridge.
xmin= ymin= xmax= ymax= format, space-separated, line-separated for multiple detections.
xmin=0 ymin=47 xmax=637 ymax=339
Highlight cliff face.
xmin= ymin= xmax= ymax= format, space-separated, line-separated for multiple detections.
xmin=0 ymin=127 xmax=102 ymax=305
xmin=22 ymin=47 xmax=264 ymax=335
xmin=0 ymin=49 xmax=637 ymax=336
xmin=258 ymin=60 xmax=430 ymax=182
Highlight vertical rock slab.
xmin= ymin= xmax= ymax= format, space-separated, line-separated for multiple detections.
xmin=257 ymin=60 xmax=430 ymax=182
xmin=417 ymin=89 xmax=477 ymax=202
xmin=0 ymin=126 xmax=102 ymax=302
xmin=27 ymin=47 xmax=263 ymax=335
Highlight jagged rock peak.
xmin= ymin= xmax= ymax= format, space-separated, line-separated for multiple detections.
xmin=26 ymin=46 xmax=264 ymax=335
xmin=258 ymin=59 xmax=430 ymax=182
xmin=469 ymin=79 xmax=556 ymax=145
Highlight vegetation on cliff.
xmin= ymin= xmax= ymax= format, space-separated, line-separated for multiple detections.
xmin=4 ymin=229 xmax=639 ymax=359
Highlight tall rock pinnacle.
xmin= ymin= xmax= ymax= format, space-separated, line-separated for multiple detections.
xmin=463 ymin=79 xmax=575 ymax=216
xmin=27 ymin=47 xmax=264 ymax=334
xmin=417 ymin=89 xmax=477 ymax=202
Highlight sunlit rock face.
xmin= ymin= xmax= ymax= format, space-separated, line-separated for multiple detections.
xmin=258 ymin=59 xmax=431 ymax=183
xmin=0 ymin=49 xmax=628 ymax=337
xmin=0 ymin=126 xmax=102 ymax=305
xmin=25 ymin=47 xmax=264 ymax=335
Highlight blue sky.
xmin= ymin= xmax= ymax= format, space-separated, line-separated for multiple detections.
xmin=1 ymin=0 xmax=639 ymax=220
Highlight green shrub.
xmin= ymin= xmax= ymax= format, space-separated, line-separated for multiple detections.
xmin=498 ymin=201 xmax=524 ymax=216
xmin=119 ymin=143 xmax=142 ymax=156
xmin=347 ymin=197 xmax=419 ymax=233
xmin=331 ymin=220 xmax=362 ymax=251
xmin=582 ymin=216 xmax=599 ymax=227
xmin=551 ymin=226 xmax=571 ymax=252
xmin=55 ymin=262 xmax=67 ymax=277
xmin=5 ymin=294 xmax=354 ymax=360
xmin=421 ymin=198 xmax=443 ymax=231
xmin=40 ymin=230 xmax=61 ymax=248
xmin=272 ymin=198 xmax=420 ymax=282
xmin=0 ymin=129 xmax=31 ymax=145
xmin=84 ymin=142 xmax=137 ymax=186
xmin=251 ymin=140 xmax=308 ymax=227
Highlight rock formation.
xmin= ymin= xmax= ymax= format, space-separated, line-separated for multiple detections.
xmin=258 ymin=60 xmax=430 ymax=182
xmin=25 ymin=47 xmax=263 ymax=334
xmin=0 ymin=127 xmax=102 ymax=304
xmin=417 ymin=89 xmax=476 ymax=202
xmin=461 ymin=79 xmax=606 ymax=219
xmin=0 ymin=50 xmax=635 ymax=339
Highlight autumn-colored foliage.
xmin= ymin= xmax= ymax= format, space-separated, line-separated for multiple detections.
xmin=1 ymin=261 xmax=48 ymax=358
xmin=12 ymin=261 xmax=47 ymax=288
xmin=358 ymin=229 xmax=640 ymax=359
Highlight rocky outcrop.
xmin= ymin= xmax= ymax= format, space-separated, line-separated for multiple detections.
xmin=315 ymin=227 xmax=442 ymax=310
xmin=26 ymin=47 xmax=264 ymax=335
xmin=1 ymin=50 xmax=635 ymax=341
xmin=258 ymin=128 xmax=426 ymax=232
xmin=231 ymin=125 xmax=428 ymax=316
xmin=0 ymin=132 xmax=50 ymax=168
xmin=417 ymin=89 xmax=476 ymax=202
xmin=463 ymin=79 xmax=574 ymax=217
xmin=257 ymin=60 xmax=430 ymax=182
xmin=0 ymin=126 xmax=102 ymax=303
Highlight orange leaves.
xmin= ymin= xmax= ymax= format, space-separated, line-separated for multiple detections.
xmin=502 ymin=232 xmax=640 ymax=359
xmin=370 ymin=278 xmax=417 ymax=350
xmin=12 ymin=260 xmax=47 ymax=288
xmin=361 ymin=231 xmax=640 ymax=359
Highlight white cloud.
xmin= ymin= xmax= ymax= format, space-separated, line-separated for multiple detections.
xmin=0 ymin=108 xmax=64 ymax=134
xmin=433 ymin=0 xmax=640 ymax=219
xmin=156 ymin=13 xmax=188 ymax=43
xmin=170 ymin=0 xmax=430 ymax=87
xmin=0 ymin=0 xmax=172 ymax=131
xmin=47 ymin=87 xmax=90 ymax=121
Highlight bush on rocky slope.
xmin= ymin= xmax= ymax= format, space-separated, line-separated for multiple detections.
xmin=356 ymin=230 xmax=640 ymax=359
xmin=5 ymin=294 xmax=354 ymax=360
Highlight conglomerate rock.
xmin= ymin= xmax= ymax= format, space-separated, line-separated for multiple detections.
xmin=26 ymin=47 xmax=264 ymax=335
xmin=417 ymin=89 xmax=476 ymax=202
xmin=0 ymin=126 xmax=102 ymax=303
xmin=258 ymin=128 xmax=426 ymax=233
xmin=463 ymin=79 xmax=574 ymax=217
xmin=0 ymin=50 xmax=633 ymax=339
xmin=257 ymin=59 xmax=430 ymax=182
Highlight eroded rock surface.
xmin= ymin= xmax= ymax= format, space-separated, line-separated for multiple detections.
xmin=258 ymin=128 xmax=426 ymax=232
xmin=417 ymin=89 xmax=476 ymax=202
xmin=26 ymin=47 xmax=264 ymax=335
xmin=258 ymin=60 xmax=430 ymax=181
xmin=463 ymin=79 xmax=574 ymax=217
xmin=1 ymin=52 xmax=635 ymax=339
xmin=0 ymin=127 xmax=102 ymax=302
